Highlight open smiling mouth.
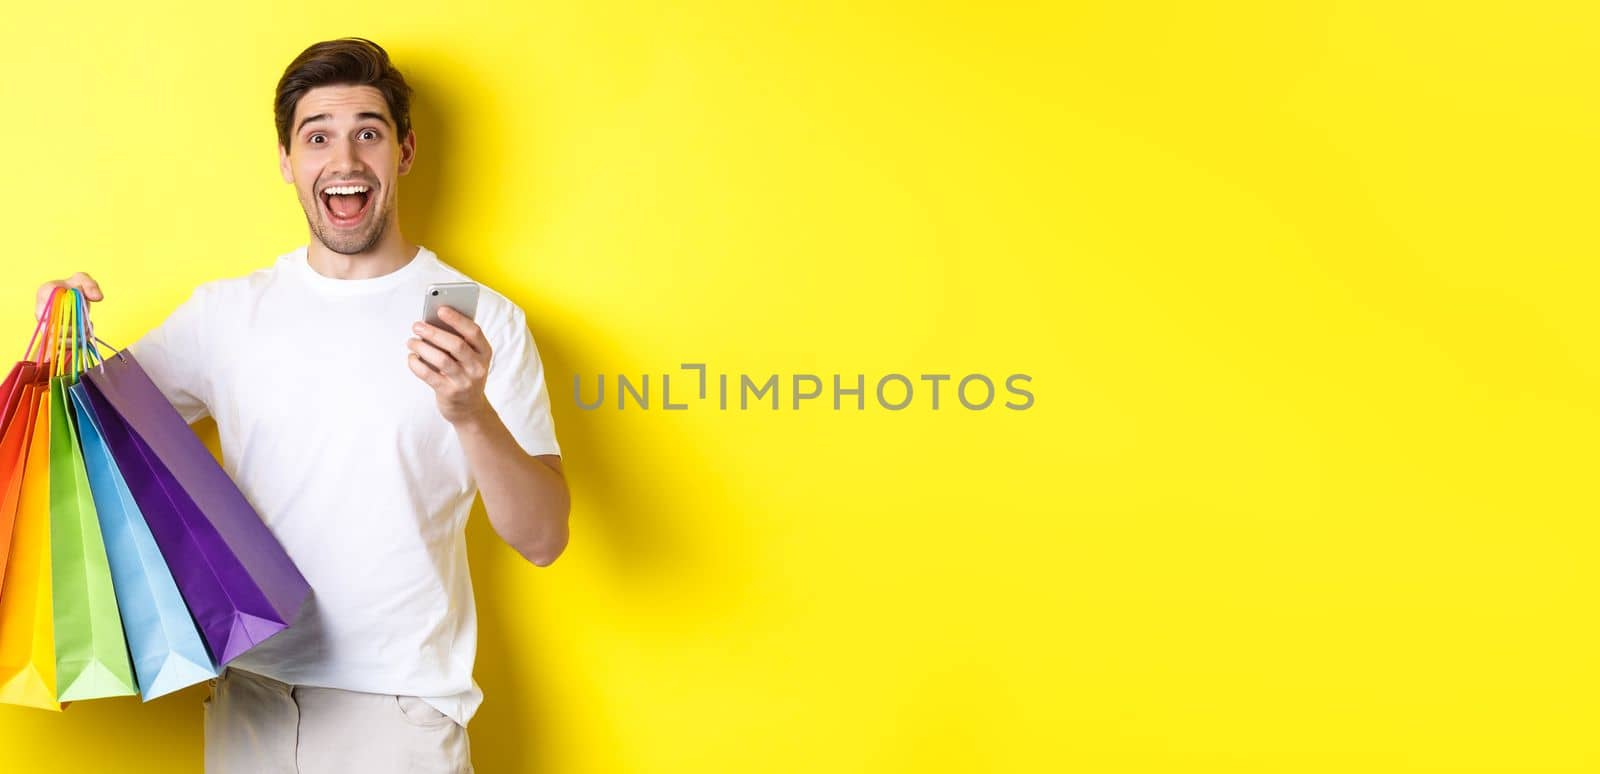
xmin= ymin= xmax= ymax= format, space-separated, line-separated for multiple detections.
xmin=319 ymin=183 xmax=374 ymax=228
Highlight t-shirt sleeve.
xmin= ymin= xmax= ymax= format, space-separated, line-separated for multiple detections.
xmin=483 ymin=301 xmax=561 ymax=457
xmin=126 ymin=285 xmax=213 ymax=424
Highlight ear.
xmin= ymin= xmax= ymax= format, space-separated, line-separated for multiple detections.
xmin=397 ymin=129 xmax=416 ymax=176
xmin=278 ymin=143 xmax=293 ymax=184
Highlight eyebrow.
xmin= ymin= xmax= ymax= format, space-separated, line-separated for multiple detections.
xmin=296 ymin=111 xmax=393 ymax=135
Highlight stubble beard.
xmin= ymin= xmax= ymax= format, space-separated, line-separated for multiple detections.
xmin=305 ymin=189 xmax=389 ymax=256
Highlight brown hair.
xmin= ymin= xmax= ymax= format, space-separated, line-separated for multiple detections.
xmin=274 ymin=37 xmax=413 ymax=150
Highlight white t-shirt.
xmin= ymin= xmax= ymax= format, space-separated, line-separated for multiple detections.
xmin=127 ymin=244 xmax=561 ymax=727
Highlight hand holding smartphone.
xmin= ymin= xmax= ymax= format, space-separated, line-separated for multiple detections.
xmin=411 ymin=282 xmax=492 ymax=411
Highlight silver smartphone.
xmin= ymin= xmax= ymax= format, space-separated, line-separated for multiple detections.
xmin=423 ymin=281 xmax=480 ymax=335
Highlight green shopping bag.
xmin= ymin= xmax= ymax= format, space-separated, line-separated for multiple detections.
xmin=48 ymin=290 xmax=135 ymax=701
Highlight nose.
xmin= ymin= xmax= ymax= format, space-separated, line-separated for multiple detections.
xmin=329 ymin=135 xmax=364 ymax=177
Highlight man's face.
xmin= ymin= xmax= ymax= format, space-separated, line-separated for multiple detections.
xmin=279 ymin=84 xmax=414 ymax=255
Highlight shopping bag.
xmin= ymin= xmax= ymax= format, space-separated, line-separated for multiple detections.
xmin=0 ymin=360 xmax=40 ymax=587
xmin=70 ymin=365 xmax=217 ymax=700
xmin=83 ymin=349 xmax=309 ymax=665
xmin=0 ymin=290 xmax=69 ymax=710
xmin=0 ymin=363 xmax=28 ymax=428
xmin=48 ymin=291 xmax=136 ymax=701
xmin=0 ymin=303 xmax=54 ymax=594
xmin=0 ymin=335 xmax=44 ymax=588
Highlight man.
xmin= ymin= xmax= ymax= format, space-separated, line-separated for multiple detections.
xmin=36 ymin=37 xmax=569 ymax=773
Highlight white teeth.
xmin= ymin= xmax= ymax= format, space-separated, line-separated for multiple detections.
xmin=322 ymin=185 xmax=370 ymax=196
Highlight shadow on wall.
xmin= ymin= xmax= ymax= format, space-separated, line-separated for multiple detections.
xmin=0 ymin=675 xmax=210 ymax=770
xmin=463 ymin=323 xmax=766 ymax=771
xmin=402 ymin=53 xmax=761 ymax=772
xmin=396 ymin=65 xmax=452 ymax=251
xmin=401 ymin=57 xmax=756 ymax=590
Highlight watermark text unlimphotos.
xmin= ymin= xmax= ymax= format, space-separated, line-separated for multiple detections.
xmin=575 ymin=364 xmax=1034 ymax=411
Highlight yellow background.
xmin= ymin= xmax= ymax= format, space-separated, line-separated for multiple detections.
xmin=1 ymin=1 xmax=1595 ymax=771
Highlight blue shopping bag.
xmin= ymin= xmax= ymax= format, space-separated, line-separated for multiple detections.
xmin=67 ymin=380 xmax=216 ymax=700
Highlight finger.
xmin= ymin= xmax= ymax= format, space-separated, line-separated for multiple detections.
xmin=408 ymin=337 xmax=461 ymax=377
xmin=68 ymin=272 xmax=104 ymax=302
xmin=35 ymin=282 xmax=65 ymax=320
xmin=412 ymin=320 xmax=472 ymax=360
xmin=407 ymin=353 xmax=444 ymax=387
xmin=438 ymin=307 xmax=486 ymax=353
xmin=414 ymin=323 xmax=488 ymax=380
xmin=36 ymin=283 xmax=76 ymax=319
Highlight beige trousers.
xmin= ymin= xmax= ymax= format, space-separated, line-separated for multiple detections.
xmin=203 ymin=667 xmax=474 ymax=774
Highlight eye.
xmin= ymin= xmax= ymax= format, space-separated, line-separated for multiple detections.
xmin=359 ymin=129 xmax=379 ymax=141
xmin=308 ymin=133 xmax=326 ymax=144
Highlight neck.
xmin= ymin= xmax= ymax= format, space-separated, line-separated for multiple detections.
xmin=305 ymin=221 xmax=419 ymax=280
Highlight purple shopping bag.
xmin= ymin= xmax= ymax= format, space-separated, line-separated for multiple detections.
xmin=81 ymin=350 xmax=309 ymax=664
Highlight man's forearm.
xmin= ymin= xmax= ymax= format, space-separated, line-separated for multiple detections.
xmin=452 ymin=404 xmax=570 ymax=565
